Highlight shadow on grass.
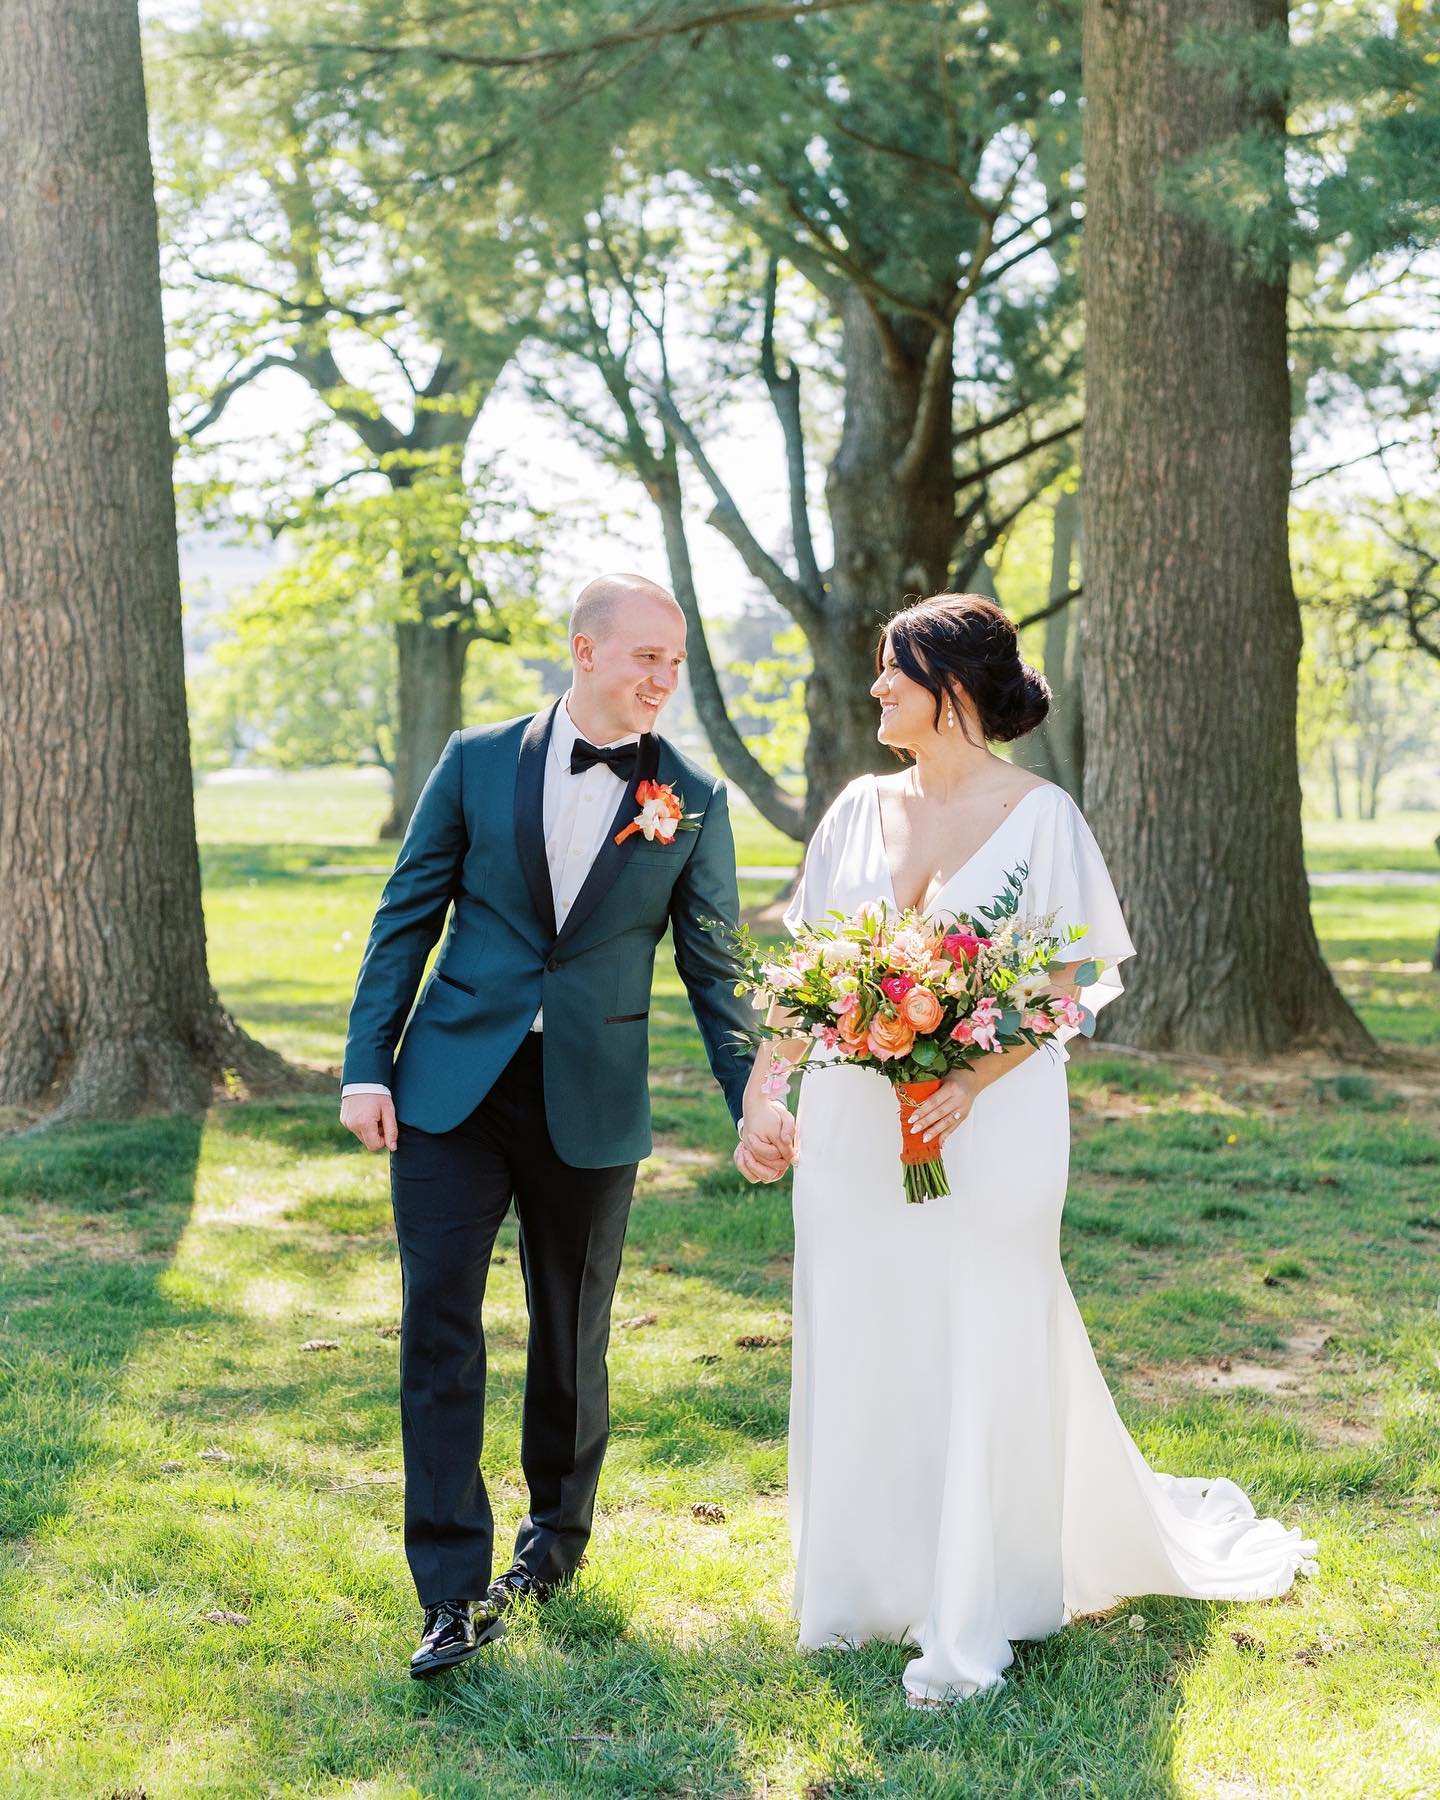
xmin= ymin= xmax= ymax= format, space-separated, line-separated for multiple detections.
xmin=278 ymin=1575 xmax=1206 ymax=1798
xmin=199 ymin=843 xmax=392 ymax=886
xmin=0 ymin=1116 xmax=204 ymax=1562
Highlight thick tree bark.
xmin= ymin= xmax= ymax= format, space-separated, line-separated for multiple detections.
xmin=1081 ymin=0 xmax=1371 ymax=1055
xmin=0 ymin=0 xmax=313 ymax=1124
xmin=813 ymin=293 xmax=957 ymax=831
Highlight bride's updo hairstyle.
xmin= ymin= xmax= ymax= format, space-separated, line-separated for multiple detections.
xmin=881 ymin=592 xmax=1050 ymax=745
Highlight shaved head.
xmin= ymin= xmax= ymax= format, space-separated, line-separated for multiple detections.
xmin=569 ymin=572 xmax=683 ymax=645
xmin=567 ymin=572 xmax=688 ymax=741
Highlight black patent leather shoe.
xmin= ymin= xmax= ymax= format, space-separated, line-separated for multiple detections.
xmin=486 ymin=1563 xmax=561 ymax=1615
xmin=409 ymin=1597 xmax=504 ymax=1679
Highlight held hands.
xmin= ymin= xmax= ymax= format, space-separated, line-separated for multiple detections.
xmin=905 ymin=1068 xmax=980 ymax=1150
xmin=340 ymin=1090 xmax=398 ymax=1153
xmin=734 ymin=1096 xmax=797 ymax=1184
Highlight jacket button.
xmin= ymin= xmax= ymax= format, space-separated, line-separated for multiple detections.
xmin=546 ymin=957 xmax=559 ymax=972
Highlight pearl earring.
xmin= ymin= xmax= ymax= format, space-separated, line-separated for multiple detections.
xmin=946 ymin=697 xmax=957 ymax=729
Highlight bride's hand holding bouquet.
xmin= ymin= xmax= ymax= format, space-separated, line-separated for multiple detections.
xmin=730 ymin=865 xmax=1103 ymax=1203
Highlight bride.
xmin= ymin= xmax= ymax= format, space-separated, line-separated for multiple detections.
xmin=736 ymin=591 xmax=1317 ymax=1708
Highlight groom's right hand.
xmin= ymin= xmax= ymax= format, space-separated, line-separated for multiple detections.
xmin=734 ymin=1101 xmax=796 ymax=1184
xmin=341 ymin=1091 xmax=399 ymax=1153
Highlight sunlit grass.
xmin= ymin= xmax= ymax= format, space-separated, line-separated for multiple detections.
xmin=0 ymin=773 xmax=1433 ymax=1795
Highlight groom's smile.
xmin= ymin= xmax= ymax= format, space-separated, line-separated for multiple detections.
xmin=568 ymin=573 xmax=689 ymax=743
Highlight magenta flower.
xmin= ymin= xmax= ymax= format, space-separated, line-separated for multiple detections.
xmin=880 ymin=973 xmax=916 ymax=1003
xmin=943 ymin=930 xmax=987 ymax=962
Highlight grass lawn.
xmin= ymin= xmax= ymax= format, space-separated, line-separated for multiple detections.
xmin=0 ymin=771 xmax=1437 ymax=1797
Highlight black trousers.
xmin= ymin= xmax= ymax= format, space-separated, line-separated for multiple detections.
xmin=389 ymin=1032 xmax=638 ymax=1607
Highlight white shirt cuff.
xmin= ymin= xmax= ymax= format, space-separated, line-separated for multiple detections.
xmin=341 ymin=1083 xmax=392 ymax=1097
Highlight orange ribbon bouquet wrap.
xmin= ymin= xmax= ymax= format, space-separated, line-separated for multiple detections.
xmin=726 ymin=866 xmax=1100 ymax=1203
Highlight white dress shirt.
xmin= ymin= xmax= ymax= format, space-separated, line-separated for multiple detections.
xmin=341 ymin=694 xmax=638 ymax=1099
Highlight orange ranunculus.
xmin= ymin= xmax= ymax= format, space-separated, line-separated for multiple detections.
xmin=899 ymin=986 xmax=944 ymax=1033
xmin=868 ymin=1010 xmax=916 ymax=1060
xmin=837 ymin=1008 xmax=870 ymax=1055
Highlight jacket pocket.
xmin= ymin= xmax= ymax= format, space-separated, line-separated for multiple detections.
xmin=605 ymin=1011 xmax=649 ymax=1024
xmin=434 ymin=970 xmax=477 ymax=996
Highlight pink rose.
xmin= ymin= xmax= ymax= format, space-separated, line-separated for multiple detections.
xmin=880 ymin=973 xmax=916 ymax=1003
xmin=834 ymin=991 xmax=860 ymax=1017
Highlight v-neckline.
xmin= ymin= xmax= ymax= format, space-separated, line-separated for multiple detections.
xmin=869 ymin=772 xmax=1052 ymax=917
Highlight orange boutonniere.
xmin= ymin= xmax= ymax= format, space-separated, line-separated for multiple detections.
xmin=615 ymin=779 xmax=702 ymax=846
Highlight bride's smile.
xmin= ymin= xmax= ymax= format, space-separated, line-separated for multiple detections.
xmin=871 ymin=654 xmax=938 ymax=751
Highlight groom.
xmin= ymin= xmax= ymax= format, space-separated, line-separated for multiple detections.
xmin=340 ymin=573 xmax=794 ymax=1676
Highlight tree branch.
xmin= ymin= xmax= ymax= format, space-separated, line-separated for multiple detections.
xmin=821 ymin=113 xmax=993 ymax=222
xmin=191 ymin=269 xmax=404 ymax=327
xmin=1292 ymin=439 xmax=1408 ymax=491
xmin=892 ymin=319 xmax=956 ymax=490
xmin=650 ymin=444 xmax=805 ymax=839
xmin=287 ymin=343 xmax=407 ymax=460
xmin=177 ymin=352 xmax=297 ymax=441
xmin=760 ymin=257 xmax=824 ymax=603
xmin=954 ymin=361 xmax=1081 ymax=447
xmin=952 ymin=461 xmax=1065 ymax=588
xmin=981 ymin=212 xmax=1079 ymax=287
xmin=954 ymin=418 xmax=1081 ymax=493
xmin=646 ymin=382 xmax=824 ymax=634
xmin=285 ymin=0 xmax=918 ymax=70
xmin=1012 ymin=585 xmax=1083 ymax=633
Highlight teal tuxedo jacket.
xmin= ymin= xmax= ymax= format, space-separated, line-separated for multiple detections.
xmin=341 ymin=702 xmax=757 ymax=1166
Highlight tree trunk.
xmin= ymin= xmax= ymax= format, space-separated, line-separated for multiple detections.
xmin=1080 ymin=0 xmax=1371 ymax=1056
xmin=1013 ymin=489 xmax=1085 ymax=798
xmin=0 ymin=0 xmax=310 ymax=1125
xmin=1364 ymin=757 xmax=1382 ymax=822
xmin=1044 ymin=489 xmax=1085 ymax=799
xmin=815 ymin=292 xmax=956 ymax=831
xmin=1328 ymin=743 xmax=1345 ymax=819
xmin=378 ymin=610 xmax=471 ymax=839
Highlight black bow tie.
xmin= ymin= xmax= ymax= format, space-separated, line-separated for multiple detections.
xmin=569 ymin=737 xmax=639 ymax=779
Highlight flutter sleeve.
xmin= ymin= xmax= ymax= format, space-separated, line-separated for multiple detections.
xmin=1036 ymin=791 xmax=1138 ymax=1038
xmin=782 ymin=781 xmax=858 ymax=937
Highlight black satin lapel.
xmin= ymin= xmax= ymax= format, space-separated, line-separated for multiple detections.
xmin=554 ymin=732 xmax=661 ymax=950
xmin=515 ymin=703 xmax=559 ymax=941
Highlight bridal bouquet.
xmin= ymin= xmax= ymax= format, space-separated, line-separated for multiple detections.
xmin=730 ymin=865 xmax=1102 ymax=1203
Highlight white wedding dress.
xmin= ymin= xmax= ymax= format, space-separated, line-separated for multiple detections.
xmin=784 ymin=774 xmax=1317 ymax=1703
